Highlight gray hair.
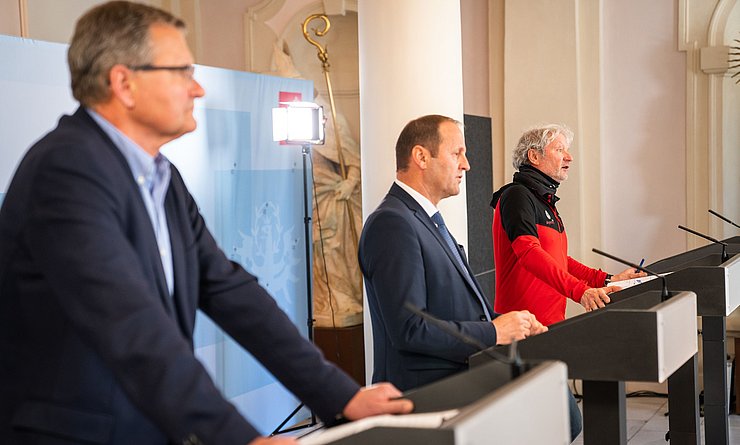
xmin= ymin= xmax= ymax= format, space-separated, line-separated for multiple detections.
xmin=68 ymin=1 xmax=185 ymax=107
xmin=512 ymin=124 xmax=574 ymax=170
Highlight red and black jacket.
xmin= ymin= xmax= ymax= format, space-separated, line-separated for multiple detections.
xmin=490 ymin=165 xmax=606 ymax=326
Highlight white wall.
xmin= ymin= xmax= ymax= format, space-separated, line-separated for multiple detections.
xmin=0 ymin=0 xmax=20 ymax=36
xmin=601 ymin=0 xmax=687 ymax=268
xmin=722 ymin=3 xmax=740 ymax=240
xmin=461 ymin=0 xmax=490 ymax=117
xmin=14 ymin=0 xmax=163 ymax=43
xmin=503 ymin=0 xmax=591 ymax=270
xmin=198 ymin=0 xmax=261 ymax=70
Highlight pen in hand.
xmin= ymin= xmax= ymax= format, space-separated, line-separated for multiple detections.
xmin=637 ymin=258 xmax=645 ymax=274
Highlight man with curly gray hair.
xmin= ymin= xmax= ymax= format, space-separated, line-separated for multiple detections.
xmin=490 ymin=124 xmax=647 ymax=442
xmin=491 ymin=124 xmax=643 ymax=327
xmin=510 ymin=125 xmax=574 ymax=173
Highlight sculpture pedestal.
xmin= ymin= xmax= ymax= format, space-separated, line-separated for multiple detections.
xmin=314 ymin=324 xmax=365 ymax=385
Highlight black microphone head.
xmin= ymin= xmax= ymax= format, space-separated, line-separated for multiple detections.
xmin=677 ymin=225 xmax=730 ymax=263
xmin=677 ymin=224 xmax=727 ymax=247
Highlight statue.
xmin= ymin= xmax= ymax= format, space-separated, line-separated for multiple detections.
xmin=270 ymin=42 xmax=363 ymax=327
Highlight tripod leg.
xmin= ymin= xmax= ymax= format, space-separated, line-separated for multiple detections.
xmin=271 ymin=403 xmax=306 ymax=436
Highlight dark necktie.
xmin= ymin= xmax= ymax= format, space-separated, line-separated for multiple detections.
xmin=431 ymin=211 xmax=492 ymax=321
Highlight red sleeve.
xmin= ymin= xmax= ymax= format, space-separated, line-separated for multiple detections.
xmin=511 ymin=235 xmax=591 ymax=303
xmin=567 ymin=256 xmax=608 ymax=288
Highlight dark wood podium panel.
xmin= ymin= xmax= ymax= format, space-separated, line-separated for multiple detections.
xmin=469 ymin=291 xmax=699 ymax=445
xmin=308 ymin=428 xmax=452 ymax=445
xmin=651 ymin=235 xmax=740 ymax=266
xmin=610 ymin=244 xmax=740 ymax=317
xmin=648 ymin=236 xmax=740 ymax=273
xmin=299 ymin=360 xmax=569 ymax=445
xmin=404 ymin=356 xmax=530 ymax=414
xmin=471 ymin=291 xmax=696 ymax=382
xmin=314 ymin=324 xmax=365 ymax=386
xmin=611 ymin=241 xmax=740 ymax=445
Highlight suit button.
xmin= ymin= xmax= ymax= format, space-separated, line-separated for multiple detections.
xmin=480 ymin=315 xmax=487 ymax=321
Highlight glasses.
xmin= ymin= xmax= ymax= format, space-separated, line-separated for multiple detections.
xmin=128 ymin=64 xmax=195 ymax=80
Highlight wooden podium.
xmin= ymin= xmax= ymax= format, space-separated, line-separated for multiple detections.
xmin=610 ymin=238 xmax=740 ymax=445
xmin=470 ymin=291 xmax=698 ymax=445
xmin=298 ymin=360 xmax=570 ymax=444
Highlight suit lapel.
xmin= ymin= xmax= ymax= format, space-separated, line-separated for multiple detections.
xmin=427 ymin=216 xmax=488 ymax=307
xmin=164 ymin=177 xmax=195 ymax=338
xmin=78 ymin=108 xmax=176 ymax=317
xmin=389 ymin=184 xmax=491 ymax=312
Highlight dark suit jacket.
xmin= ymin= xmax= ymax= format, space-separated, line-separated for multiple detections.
xmin=0 ymin=108 xmax=358 ymax=445
xmin=358 ymin=184 xmax=498 ymax=391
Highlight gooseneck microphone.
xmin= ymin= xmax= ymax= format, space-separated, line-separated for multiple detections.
xmin=403 ymin=302 xmax=524 ymax=377
xmin=677 ymin=224 xmax=730 ymax=262
xmin=709 ymin=209 xmax=740 ymax=229
xmin=591 ymin=248 xmax=670 ymax=300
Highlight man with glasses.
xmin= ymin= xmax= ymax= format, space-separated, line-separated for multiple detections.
xmin=0 ymin=2 xmax=411 ymax=445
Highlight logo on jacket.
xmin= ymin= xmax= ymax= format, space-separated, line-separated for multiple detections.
xmin=544 ymin=210 xmax=555 ymax=225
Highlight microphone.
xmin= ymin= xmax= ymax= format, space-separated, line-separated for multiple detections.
xmin=709 ymin=209 xmax=740 ymax=229
xmin=677 ymin=224 xmax=730 ymax=262
xmin=591 ymin=248 xmax=670 ymax=300
xmin=403 ymin=302 xmax=524 ymax=377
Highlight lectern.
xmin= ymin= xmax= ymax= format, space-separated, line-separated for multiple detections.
xmin=611 ymin=241 xmax=740 ymax=445
xmin=470 ymin=291 xmax=698 ymax=445
xmin=299 ymin=360 xmax=570 ymax=445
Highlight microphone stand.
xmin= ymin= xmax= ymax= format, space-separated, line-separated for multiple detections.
xmin=678 ymin=224 xmax=730 ymax=262
xmin=271 ymin=144 xmax=317 ymax=436
xmin=709 ymin=209 xmax=740 ymax=229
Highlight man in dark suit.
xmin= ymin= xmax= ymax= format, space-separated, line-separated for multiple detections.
xmin=0 ymin=2 xmax=411 ymax=445
xmin=358 ymin=114 xmax=548 ymax=392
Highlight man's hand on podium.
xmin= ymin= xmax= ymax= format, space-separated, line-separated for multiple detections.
xmin=493 ymin=310 xmax=547 ymax=345
xmin=342 ymin=383 xmax=414 ymax=420
xmin=580 ymin=286 xmax=621 ymax=312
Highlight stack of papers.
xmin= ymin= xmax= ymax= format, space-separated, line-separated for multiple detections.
xmin=299 ymin=409 xmax=460 ymax=445
xmin=609 ymin=274 xmax=663 ymax=290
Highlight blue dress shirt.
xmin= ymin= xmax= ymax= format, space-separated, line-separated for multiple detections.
xmin=88 ymin=109 xmax=174 ymax=296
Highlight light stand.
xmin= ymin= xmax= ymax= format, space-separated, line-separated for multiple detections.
xmin=270 ymin=102 xmax=325 ymax=436
xmin=300 ymin=145 xmax=315 ymax=348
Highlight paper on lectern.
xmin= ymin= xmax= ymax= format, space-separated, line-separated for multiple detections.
xmin=609 ymin=274 xmax=664 ymax=290
xmin=298 ymin=409 xmax=460 ymax=445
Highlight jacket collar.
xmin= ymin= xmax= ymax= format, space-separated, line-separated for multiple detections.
xmin=491 ymin=164 xmax=561 ymax=208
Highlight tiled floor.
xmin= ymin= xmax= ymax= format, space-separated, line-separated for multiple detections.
xmin=571 ymin=396 xmax=740 ymax=444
